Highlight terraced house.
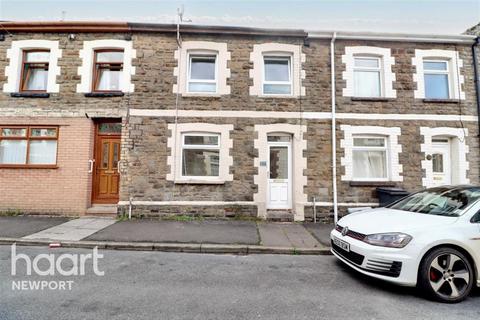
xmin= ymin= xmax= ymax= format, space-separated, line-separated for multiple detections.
xmin=0 ymin=21 xmax=478 ymax=221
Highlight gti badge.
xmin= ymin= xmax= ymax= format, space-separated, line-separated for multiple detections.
xmin=341 ymin=226 xmax=349 ymax=237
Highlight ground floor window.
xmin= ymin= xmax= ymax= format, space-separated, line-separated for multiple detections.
xmin=0 ymin=126 xmax=58 ymax=167
xmin=352 ymin=136 xmax=388 ymax=180
xmin=181 ymin=133 xmax=220 ymax=177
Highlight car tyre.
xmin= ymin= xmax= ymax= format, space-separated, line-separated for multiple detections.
xmin=418 ymin=247 xmax=474 ymax=303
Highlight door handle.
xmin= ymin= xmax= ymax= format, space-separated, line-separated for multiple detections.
xmin=88 ymin=159 xmax=95 ymax=173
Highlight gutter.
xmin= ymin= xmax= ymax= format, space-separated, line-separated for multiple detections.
xmin=473 ymin=37 xmax=480 ymax=136
xmin=330 ymin=32 xmax=338 ymax=224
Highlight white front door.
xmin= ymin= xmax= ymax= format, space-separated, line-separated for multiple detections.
xmin=267 ymin=136 xmax=292 ymax=209
xmin=431 ymin=139 xmax=451 ymax=186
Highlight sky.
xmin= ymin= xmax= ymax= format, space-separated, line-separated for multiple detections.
xmin=0 ymin=0 xmax=479 ymax=35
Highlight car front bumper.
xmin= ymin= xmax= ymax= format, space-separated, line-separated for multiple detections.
xmin=330 ymin=229 xmax=419 ymax=287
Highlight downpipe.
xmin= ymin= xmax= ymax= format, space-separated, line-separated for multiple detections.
xmin=472 ymin=37 xmax=480 ymax=136
xmin=330 ymin=32 xmax=339 ymax=224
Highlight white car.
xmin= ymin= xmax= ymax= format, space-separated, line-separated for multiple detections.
xmin=331 ymin=185 xmax=480 ymax=303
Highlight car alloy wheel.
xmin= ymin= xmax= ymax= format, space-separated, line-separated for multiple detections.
xmin=419 ymin=247 xmax=474 ymax=303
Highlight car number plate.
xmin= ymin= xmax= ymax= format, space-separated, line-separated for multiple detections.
xmin=333 ymin=236 xmax=350 ymax=252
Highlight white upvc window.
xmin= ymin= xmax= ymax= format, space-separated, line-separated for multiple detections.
xmin=181 ymin=133 xmax=220 ymax=178
xmin=353 ymin=56 xmax=382 ymax=97
xmin=262 ymin=55 xmax=292 ymax=95
xmin=187 ymin=53 xmax=218 ymax=93
xmin=423 ymin=59 xmax=451 ymax=99
xmin=352 ymin=136 xmax=389 ymax=181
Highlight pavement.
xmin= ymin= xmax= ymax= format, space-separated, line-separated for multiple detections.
xmin=0 ymin=215 xmax=334 ymax=254
xmin=1 ymin=246 xmax=478 ymax=320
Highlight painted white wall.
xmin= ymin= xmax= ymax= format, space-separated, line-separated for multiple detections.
xmin=76 ymin=39 xmax=136 ymax=93
xmin=166 ymin=123 xmax=234 ymax=184
xmin=253 ymin=123 xmax=307 ymax=221
xmin=412 ymin=49 xmax=465 ymax=100
xmin=340 ymin=125 xmax=403 ymax=181
xmin=420 ymin=127 xmax=469 ymax=187
xmin=249 ymin=43 xmax=306 ymax=97
xmin=342 ymin=46 xmax=396 ymax=98
xmin=173 ymin=41 xmax=231 ymax=96
xmin=3 ymin=40 xmax=62 ymax=93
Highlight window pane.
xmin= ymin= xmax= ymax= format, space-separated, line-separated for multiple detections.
xmin=98 ymin=123 xmax=122 ymax=134
xmin=96 ymin=51 xmax=124 ymax=63
xmin=353 ymin=150 xmax=387 ymax=179
xmin=354 ymin=57 xmax=379 ymax=68
xmin=354 ymin=70 xmax=381 ymax=97
xmin=28 ymin=140 xmax=57 ymax=164
xmin=269 ymin=146 xmax=288 ymax=179
xmin=25 ymin=51 xmax=50 ymax=62
xmin=184 ymin=135 xmax=219 ymax=146
xmin=24 ymin=68 xmax=48 ymax=91
xmin=30 ymin=128 xmax=56 ymax=137
xmin=1 ymin=128 xmax=26 ymax=137
xmin=182 ymin=149 xmax=219 ymax=176
xmin=425 ymin=74 xmax=449 ymax=99
xmin=263 ymin=84 xmax=291 ymax=95
xmin=432 ymin=154 xmax=444 ymax=173
xmin=264 ymin=58 xmax=290 ymax=81
xmin=188 ymin=82 xmax=216 ymax=93
xmin=353 ymin=137 xmax=385 ymax=147
xmin=190 ymin=56 xmax=216 ymax=80
xmin=423 ymin=61 xmax=447 ymax=71
xmin=96 ymin=69 xmax=122 ymax=91
xmin=267 ymin=135 xmax=291 ymax=142
xmin=0 ymin=140 xmax=27 ymax=164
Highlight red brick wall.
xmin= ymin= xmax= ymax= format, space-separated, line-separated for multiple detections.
xmin=0 ymin=117 xmax=94 ymax=215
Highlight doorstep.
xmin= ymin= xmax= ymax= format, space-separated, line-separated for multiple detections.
xmin=86 ymin=204 xmax=118 ymax=217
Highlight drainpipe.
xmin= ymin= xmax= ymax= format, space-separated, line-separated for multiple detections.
xmin=472 ymin=37 xmax=480 ymax=136
xmin=330 ymin=32 xmax=338 ymax=224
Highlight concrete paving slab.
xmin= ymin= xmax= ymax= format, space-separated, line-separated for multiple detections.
xmin=23 ymin=217 xmax=116 ymax=241
xmin=258 ymin=223 xmax=322 ymax=248
xmin=303 ymin=223 xmax=335 ymax=247
xmin=85 ymin=219 xmax=260 ymax=245
xmin=0 ymin=216 xmax=70 ymax=238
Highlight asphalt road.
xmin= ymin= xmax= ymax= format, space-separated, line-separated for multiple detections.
xmin=0 ymin=245 xmax=479 ymax=320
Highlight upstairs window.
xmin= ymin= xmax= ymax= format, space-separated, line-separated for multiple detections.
xmin=20 ymin=50 xmax=50 ymax=92
xmin=263 ymin=56 xmax=292 ymax=95
xmin=188 ymin=54 xmax=217 ymax=93
xmin=352 ymin=136 xmax=388 ymax=180
xmin=92 ymin=50 xmax=124 ymax=92
xmin=423 ymin=60 xmax=450 ymax=99
xmin=353 ymin=56 xmax=382 ymax=97
xmin=0 ymin=126 xmax=58 ymax=167
xmin=181 ymin=133 xmax=220 ymax=177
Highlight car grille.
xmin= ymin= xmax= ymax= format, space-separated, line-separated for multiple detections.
xmin=365 ymin=259 xmax=403 ymax=278
xmin=331 ymin=240 xmax=365 ymax=265
xmin=335 ymin=225 xmax=367 ymax=241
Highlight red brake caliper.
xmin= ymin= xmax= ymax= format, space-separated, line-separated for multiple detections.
xmin=430 ymin=269 xmax=438 ymax=281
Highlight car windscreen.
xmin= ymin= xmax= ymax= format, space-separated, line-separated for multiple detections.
xmin=387 ymin=187 xmax=480 ymax=217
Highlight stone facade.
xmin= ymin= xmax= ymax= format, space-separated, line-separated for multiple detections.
xmin=0 ymin=22 xmax=478 ymax=220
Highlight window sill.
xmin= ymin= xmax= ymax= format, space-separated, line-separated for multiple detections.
xmin=0 ymin=165 xmax=58 ymax=169
xmin=349 ymin=181 xmax=396 ymax=187
xmin=350 ymin=97 xmax=395 ymax=102
xmin=256 ymin=95 xmax=299 ymax=99
xmin=422 ymin=98 xmax=460 ymax=104
xmin=181 ymin=93 xmax=223 ymax=98
xmin=85 ymin=92 xmax=125 ymax=98
xmin=174 ymin=179 xmax=226 ymax=185
xmin=10 ymin=92 xmax=50 ymax=98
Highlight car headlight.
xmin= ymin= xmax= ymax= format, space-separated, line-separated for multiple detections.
xmin=363 ymin=233 xmax=412 ymax=248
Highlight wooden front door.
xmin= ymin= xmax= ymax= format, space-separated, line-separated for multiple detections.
xmin=92 ymin=121 xmax=122 ymax=204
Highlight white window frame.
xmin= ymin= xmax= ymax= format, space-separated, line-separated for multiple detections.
xmin=352 ymin=56 xmax=383 ymax=97
xmin=342 ymin=46 xmax=396 ymax=98
xmin=340 ymin=125 xmax=403 ymax=182
xmin=76 ymin=39 xmax=136 ymax=93
xmin=187 ymin=52 xmax=218 ymax=94
xmin=262 ymin=55 xmax=293 ymax=96
xmin=167 ymin=123 xmax=233 ymax=184
xmin=250 ymin=43 xmax=305 ymax=98
xmin=351 ymin=135 xmax=389 ymax=181
xmin=412 ymin=49 xmax=465 ymax=100
xmin=422 ymin=59 xmax=451 ymax=99
xmin=180 ymin=132 xmax=220 ymax=179
xmin=3 ymin=40 xmax=62 ymax=93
